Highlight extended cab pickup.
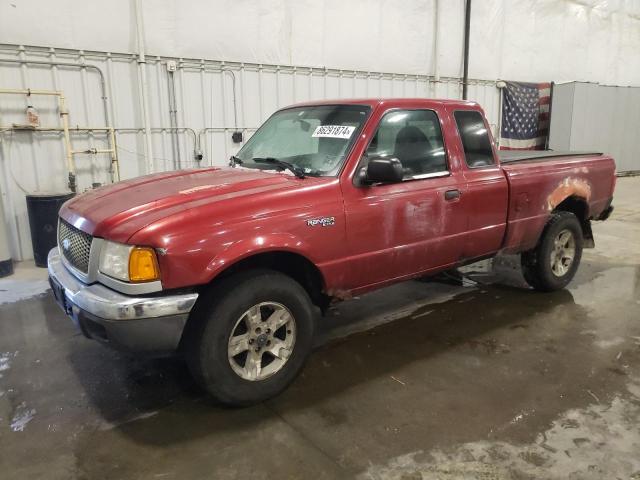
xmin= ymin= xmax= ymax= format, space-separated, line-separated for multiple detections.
xmin=48 ymin=98 xmax=616 ymax=405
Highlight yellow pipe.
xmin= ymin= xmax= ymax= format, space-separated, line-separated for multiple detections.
xmin=71 ymin=149 xmax=114 ymax=154
xmin=0 ymin=88 xmax=75 ymax=191
xmin=109 ymin=127 xmax=120 ymax=182
xmin=0 ymin=87 xmax=121 ymax=190
xmin=58 ymin=95 xmax=75 ymax=178
xmin=0 ymin=88 xmax=63 ymax=96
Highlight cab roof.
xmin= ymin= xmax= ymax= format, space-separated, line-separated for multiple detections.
xmin=286 ymin=98 xmax=480 ymax=109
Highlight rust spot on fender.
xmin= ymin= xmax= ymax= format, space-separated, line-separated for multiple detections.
xmin=547 ymin=178 xmax=592 ymax=211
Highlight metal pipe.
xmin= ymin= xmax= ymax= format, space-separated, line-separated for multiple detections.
xmin=115 ymin=127 xmax=197 ymax=147
xmin=1 ymin=126 xmax=111 ymax=132
xmin=3 ymin=43 xmax=499 ymax=89
xmin=0 ymin=125 xmax=198 ymax=140
xmin=495 ymin=80 xmax=506 ymax=148
xmin=197 ymin=59 xmax=208 ymax=165
xmin=223 ymin=69 xmax=239 ymax=130
xmin=197 ymin=127 xmax=259 ymax=162
xmin=58 ymin=95 xmax=75 ymax=190
xmin=71 ymin=149 xmax=114 ymax=154
xmin=167 ymin=69 xmax=181 ymax=169
xmin=545 ymin=81 xmax=555 ymax=150
xmin=432 ymin=0 xmax=440 ymax=97
xmin=0 ymin=88 xmax=62 ymax=96
xmin=257 ymin=66 xmax=263 ymax=121
xmin=0 ymin=56 xmax=119 ymax=188
xmin=78 ymin=50 xmax=97 ymax=182
xmin=0 ymin=122 xmax=121 ymax=183
xmin=115 ymin=127 xmax=198 ymax=165
xmin=109 ymin=128 xmax=120 ymax=181
xmin=177 ymin=60 xmax=190 ymax=163
xmin=0 ymin=57 xmax=111 ymax=128
xmin=134 ymin=0 xmax=155 ymax=174
xmin=199 ymin=127 xmax=257 ymax=132
xmin=462 ymin=0 xmax=472 ymax=100
xmin=219 ymin=64 xmax=229 ymax=160
xmin=0 ymin=88 xmax=77 ymax=191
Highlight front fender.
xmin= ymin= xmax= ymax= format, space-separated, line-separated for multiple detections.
xmin=204 ymin=233 xmax=317 ymax=282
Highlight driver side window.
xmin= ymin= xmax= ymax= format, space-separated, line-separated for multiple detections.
xmin=367 ymin=109 xmax=448 ymax=178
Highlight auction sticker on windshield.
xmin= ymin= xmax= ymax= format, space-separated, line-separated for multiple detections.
xmin=312 ymin=125 xmax=355 ymax=139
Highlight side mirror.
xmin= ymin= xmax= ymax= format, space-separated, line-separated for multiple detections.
xmin=363 ymin=157 xmax=404 ymax=184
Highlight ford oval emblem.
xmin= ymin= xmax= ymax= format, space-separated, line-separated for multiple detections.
xmin=62 ymin=238 xmax=71 ymax=251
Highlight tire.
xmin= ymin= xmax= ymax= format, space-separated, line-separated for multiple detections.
xmin=521 ymin=211 xmax=584 ymax=292
xmin=184 ymin=269 xmax=315 ymax=406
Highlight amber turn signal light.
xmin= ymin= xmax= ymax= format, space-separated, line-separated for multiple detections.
xmin=128 ymin=247 xmax=160 ymax=282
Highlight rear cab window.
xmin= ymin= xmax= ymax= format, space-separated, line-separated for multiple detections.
xmin=366 ymin=109 xmax=448 ymax=179
xmin=453 ymin=110 xmax=495 ymax=168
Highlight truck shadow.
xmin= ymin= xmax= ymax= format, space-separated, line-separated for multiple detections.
xmin=68 ymin=267 xmax=583 ymax=452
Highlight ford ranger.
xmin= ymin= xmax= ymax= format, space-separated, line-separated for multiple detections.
xmin=48 ymin=98 xmax=616 ymax=405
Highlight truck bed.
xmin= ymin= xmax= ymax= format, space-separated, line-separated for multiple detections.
xmin=499 ymin=152 xmax=616 ymax=253
xmin=498 ymin=150 xmax=602 ymax=163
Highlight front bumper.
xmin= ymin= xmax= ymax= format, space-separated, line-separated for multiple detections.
xmin=47 ymin=248 xmax=198 ymax=353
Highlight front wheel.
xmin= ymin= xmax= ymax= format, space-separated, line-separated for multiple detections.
xmin=521 ymin=211 xmax=584 ymax=292
xmin=184 ymin=269 xmax=315 ymax=406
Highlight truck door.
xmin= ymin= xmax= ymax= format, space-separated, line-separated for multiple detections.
xmin=447 ymin=106 xmax=509 ymax=260
xmin=340 ymin=107 xmax=468 ymax=289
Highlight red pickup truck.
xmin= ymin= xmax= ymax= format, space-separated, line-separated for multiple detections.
xmin=48 ymin=98 xmax=615 ymax=405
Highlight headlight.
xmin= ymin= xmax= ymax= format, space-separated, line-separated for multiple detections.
xmin=99 ymin=241 xmax=131 ymax=281
xmin=99 ymin=241 xmax=160 ymax=283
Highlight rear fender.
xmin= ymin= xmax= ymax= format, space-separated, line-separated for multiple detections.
xmin=546 ymin=178 xmax=592 ymax=213
xmin=549 ymin=184 xmax=594 ymax=248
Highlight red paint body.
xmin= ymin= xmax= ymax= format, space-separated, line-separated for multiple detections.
xmin=60 ymin=99 xmax=616 ymax=296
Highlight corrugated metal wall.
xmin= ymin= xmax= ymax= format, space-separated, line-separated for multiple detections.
xmin=0 ymin=43 xmax=501 ymax=261
xmin=549 ymin=81 xmax=640 ymax=174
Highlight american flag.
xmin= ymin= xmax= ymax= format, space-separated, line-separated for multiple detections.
xmin=499 ymin=81 xmax=551 ymax=150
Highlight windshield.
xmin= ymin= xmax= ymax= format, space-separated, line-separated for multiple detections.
xmin=235 ymin=105 xmax=371 ymax=176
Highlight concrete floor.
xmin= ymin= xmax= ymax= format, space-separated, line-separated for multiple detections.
xmin=0 ymin=177 xmax=638 ymax=480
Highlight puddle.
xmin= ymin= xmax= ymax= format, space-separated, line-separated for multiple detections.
xmin=361 ymin=380 xmax=640 ymax=480
xmin=0 ymin=351 xmax=17 ymax=378
xmin=10 ymin=402 xmax=37 ymax=432
xmin=0 ymin=279 xmax=50 ymax=305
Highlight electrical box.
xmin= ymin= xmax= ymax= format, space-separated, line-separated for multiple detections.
xmin=232 ymin=131 xmax=243 ymax=143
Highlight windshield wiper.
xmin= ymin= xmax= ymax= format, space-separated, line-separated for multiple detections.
xmin=229 ymin=155 xmax=243 ymax=167
xmin=252 ymin=157 xmax=306 ymax=179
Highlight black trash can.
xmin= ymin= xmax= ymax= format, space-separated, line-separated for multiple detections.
xmin=26 ymin=192 xmax=75 ymax=267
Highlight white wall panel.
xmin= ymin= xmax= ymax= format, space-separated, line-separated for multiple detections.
xmin=1 ymin=1 xmax=639 ymax=85
xmin=0 ymin=44 xmax=499 ymax=261
xmin=549 ymin=82 xmax=640 ymax=173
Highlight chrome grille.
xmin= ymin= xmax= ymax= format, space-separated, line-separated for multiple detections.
xmin=58 ymin=219 xmax=93 ymax=273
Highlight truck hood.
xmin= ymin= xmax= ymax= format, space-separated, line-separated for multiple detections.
xmin=60 ymin=167 xmax=306 ymax=242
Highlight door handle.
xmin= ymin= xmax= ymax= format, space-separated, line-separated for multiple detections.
xmin=444 ymin=189 xmax=461 ymax=201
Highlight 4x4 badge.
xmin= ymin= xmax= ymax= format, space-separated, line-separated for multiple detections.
xmin=306 ymin=216 xmax=335 ymax=227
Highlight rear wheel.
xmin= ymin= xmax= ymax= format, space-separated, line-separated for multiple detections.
xmin=521 ymin=211 xmax=583 ymax=291
xmin=184 ymin=269 xmax=315 ymax=406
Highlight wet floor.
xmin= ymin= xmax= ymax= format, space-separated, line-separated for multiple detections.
xmin=0 ymin=178 xmax=639 ymax=479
